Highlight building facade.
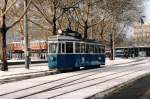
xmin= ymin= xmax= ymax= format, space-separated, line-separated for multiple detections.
xmin=7 ymin=40 xmax=48 ymax=60
xmin=133 ymin=22 xmax=150 ymax=46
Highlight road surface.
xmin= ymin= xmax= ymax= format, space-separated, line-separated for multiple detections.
xmin=0 ymin=58 xmax=150 ymax=99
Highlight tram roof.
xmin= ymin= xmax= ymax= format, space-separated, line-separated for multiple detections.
xmin=48 ymin=35 xmax=80 ymax=41
xmin=48 ymin=35 xmax=103 ymax=44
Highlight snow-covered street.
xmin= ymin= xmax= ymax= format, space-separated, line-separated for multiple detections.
xmin=0 ymin=58 xmax=150 ymax=99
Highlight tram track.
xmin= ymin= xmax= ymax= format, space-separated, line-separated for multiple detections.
xmin=48 ymin=66 xmax=150 ymax=99
xmin=20 ymin=60 xmax=150 ymax=99
xmin=0 ymin=58 xmax=149 ymax=98
xmin=47 ymin=62 xmax=149 ymax=90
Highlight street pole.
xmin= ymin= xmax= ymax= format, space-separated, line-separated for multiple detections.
xmin=24 ymin=0 xmax=29 ymax=69
xmin=110 ymin=33 xmax=113 ymax=60
xmin=110 ymin=32 xmax=115 ymax=60
xmin=90 ymin=20 xmax=93 ymax=39
xmin=112 ymin=31 xmax=115 ymax=60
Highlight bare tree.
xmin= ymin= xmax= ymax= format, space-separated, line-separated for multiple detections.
xmin=29 ymin=0 xmax=143 ymax=41
xmin=30 ymin=0 xmax=67 ymax=35
xmin=0 ymin=0 xmax=31 ymax=71
xmin=21 ymin=0 xmax=143 ymax=49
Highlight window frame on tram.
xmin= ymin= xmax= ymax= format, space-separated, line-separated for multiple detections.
xmin=48 ymin=41 xmax=105 ymax=54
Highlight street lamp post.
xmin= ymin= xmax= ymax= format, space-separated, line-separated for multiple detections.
xmin=110 ymin=32 xmax=115 ymax=60
xmin=24 ymin=0 xmax=30 ymax=69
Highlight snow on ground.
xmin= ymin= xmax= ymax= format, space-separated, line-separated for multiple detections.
xmin=0 ymin=59 xmax=47 ymax=62
xmin=0 ymin=64 xmax=49 ymax=79
xmin=106 ymin=57 xmax=134 ymax=66
xmin=0 ymin=57 xmax=149 ymax=99
xmin=0 ymin=58 xmax=134 ymax=77
xmin=0 ymin=58 xmax=150 ymax=99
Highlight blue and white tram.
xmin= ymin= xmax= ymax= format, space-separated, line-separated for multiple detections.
xmin=48 ymin=34 xmax=105 ymax=70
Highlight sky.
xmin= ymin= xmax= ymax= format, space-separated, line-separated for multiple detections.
xmin=127 ymin=0 xmax=150 ymax=37
xmin=144 ymin=0 xmax=150 ymax=22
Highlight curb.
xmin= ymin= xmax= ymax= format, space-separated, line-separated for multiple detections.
xmin=0 ymin=70 xmax=57 ymax=84
xmin=0 ymin=60 xmax=48 ymax=65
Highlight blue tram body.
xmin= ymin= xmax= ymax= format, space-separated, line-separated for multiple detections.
xmin=48 ymin=33 xmax=105 ymax=70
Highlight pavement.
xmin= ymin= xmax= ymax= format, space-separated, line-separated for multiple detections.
xmin=0 ymin=63 xmax=56 ymax=84
xmin=0 ymin=58 xmax=133 ymax=84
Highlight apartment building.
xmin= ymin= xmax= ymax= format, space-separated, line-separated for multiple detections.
xmin=133 ymin=22 xmax=150 ymax=46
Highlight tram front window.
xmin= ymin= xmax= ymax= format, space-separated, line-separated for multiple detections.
xmin=49 ymin=43 xmax=57 ymax=53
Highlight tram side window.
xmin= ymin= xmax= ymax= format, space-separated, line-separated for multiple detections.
xmin=75 ymin=43 xmax=80 ymax=53
xmin=49 ymin=43 xmax=57 ymax=53
xmin=80 ymin=43 xmax=85 ymax=53
xmin=58 ymin=43 xmax=61 ymax=53
xmin=62 ymin=43 xmax=65 ymax=53
xmin=101 ymin=46 xmax=105 ymax=53
xmin=98 ymin=45 xmax=102 ymax=53
xmin=66 ymin=42 xmax=73 ymax=53
xmin=93 ymin=44 xmax=96 ymax=53
xmin=86 ymin=44 xmax=89 ymax=53
xmin=89 ymin=44 xmax=94 ymax=53
xmin=95 ymin=45 xmax=99 ymax=53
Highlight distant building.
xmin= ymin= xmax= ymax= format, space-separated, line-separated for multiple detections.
xmin=133 ymin=22 xmax=150 ymax=46
xmin=7 ymin=40 xmax=48 ymax=60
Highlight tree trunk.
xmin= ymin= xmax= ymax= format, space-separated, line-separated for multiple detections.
xmin=52 ymin=4 xmax=57 ymax=35
xmin=53 ymin=15 xmax=57 ymax=35
xmin=0 ymin=15 xmax=8 ymax=71
xmin=84 ymin=21 xmax=88 ymax=39
xmin=1 ymin=31 xmax=8 ymax=71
